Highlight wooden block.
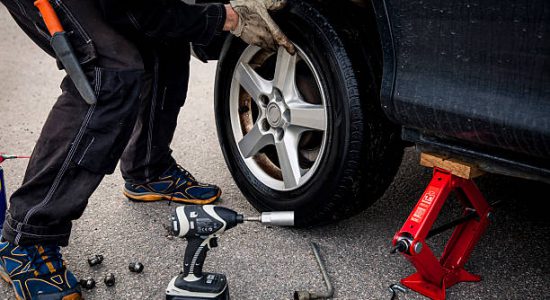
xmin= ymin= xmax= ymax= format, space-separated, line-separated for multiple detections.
xmin=420 ymin=152 xmax=484 ymax=179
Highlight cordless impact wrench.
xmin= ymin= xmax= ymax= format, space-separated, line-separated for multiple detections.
xmin=166 ymin=205 xmax=294 ymax=300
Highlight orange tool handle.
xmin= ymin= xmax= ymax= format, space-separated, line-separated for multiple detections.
xmin=34 ymin=0 xmax=63 ymax=36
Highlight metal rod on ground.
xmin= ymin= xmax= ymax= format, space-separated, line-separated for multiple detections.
xmin=294 ymin=242 xmax=334 ymax=300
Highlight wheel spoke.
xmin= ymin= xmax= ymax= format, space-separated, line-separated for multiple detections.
xmin=288 ymin=102 xmax=327 ymax=131
xmin=275 ymin=134 xmax=302 ymax=189
xmin=235 ymin=62 xmax=272 ymax=104
xmin=273 ymin=47 xmax=298 ymax=99
xmin=238 ymin=124 xmax=274 ymax=158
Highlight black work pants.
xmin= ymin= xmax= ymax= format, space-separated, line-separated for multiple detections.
xmin=0 ymin=0 xmax=225 ymax=246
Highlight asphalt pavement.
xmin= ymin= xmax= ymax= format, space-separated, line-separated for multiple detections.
xmin=1 ymin=6 xmax=549 ymax=300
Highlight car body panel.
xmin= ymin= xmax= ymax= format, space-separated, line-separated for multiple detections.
xmin=371 ymin=0 xmax=550 ymax=165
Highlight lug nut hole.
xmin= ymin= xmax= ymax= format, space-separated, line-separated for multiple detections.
xmin=261 ymin=119 xmax=271 ymax=131
xmin=259 ymin=94 xmax=270 ymax=106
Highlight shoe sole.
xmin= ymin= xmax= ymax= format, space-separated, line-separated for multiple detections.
xmin=1 ymin=265 xmax=81 ymax=300
xmin=62 ymin=294 xmax=82 ymax=300
xmin=123 ymin=188 xmax=221 ymax=205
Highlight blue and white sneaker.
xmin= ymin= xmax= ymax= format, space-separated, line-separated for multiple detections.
xmin=123 ymin=164 xmax=221 ymax=204
xmin=0 ymin=239 xmax=81 ymax=300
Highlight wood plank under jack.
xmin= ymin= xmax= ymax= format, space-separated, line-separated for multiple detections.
xmin=420 ymin=152 xmax=484 ymax=179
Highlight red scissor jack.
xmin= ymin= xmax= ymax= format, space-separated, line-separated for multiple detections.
xmin=392 ymin=154 xmax=492 ymax=300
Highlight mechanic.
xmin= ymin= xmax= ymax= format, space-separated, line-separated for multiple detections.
xmin=0 ymin=0 xmax=294 ymax=299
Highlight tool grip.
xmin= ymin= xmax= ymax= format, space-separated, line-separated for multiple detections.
xmin=34 ymin=0 xmax=63 ymax=35
xmin=183 ymin=237 xmax=210 ymax=279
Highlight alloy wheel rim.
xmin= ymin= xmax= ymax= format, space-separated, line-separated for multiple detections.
xmin=230 ymin=45 xmax=328 ymax=191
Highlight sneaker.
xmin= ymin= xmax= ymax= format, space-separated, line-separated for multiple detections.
xmin=123 ymin=164 xmax=221 ymax=204
xmin=0 ymin=240 xmax=81 ymax=300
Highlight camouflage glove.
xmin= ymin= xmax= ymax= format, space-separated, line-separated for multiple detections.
xmin=229 ymin=0 xmax=295 ymax=54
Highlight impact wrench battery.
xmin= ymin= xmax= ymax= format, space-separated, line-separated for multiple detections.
xmin=166 ymin=205 xmax=294 ymax=300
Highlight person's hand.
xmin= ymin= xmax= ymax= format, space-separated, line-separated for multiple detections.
xmin=226 ymin=0 xmax=295 ymax=55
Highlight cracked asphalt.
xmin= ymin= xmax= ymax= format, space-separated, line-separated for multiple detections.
xmin=1 ymin=6 xmax=549 ymax=300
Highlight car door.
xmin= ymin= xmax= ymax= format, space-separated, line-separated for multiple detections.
xmin=373 ymin=0 xmax=550 ymax=163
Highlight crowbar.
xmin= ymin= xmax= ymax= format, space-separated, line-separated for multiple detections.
xmin=34 ymin=0 xmax=97 ymax=105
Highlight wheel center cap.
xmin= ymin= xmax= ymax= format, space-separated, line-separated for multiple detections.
xmin=267 ymin=103 xmax=283 ymax=127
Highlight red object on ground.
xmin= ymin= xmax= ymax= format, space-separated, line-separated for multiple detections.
xmin=392 ymin=168 xmax=492 ymax=300
xmin=0 ymin=154 xmax=31 ymax=164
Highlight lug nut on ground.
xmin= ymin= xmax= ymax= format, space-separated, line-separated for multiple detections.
xmin=129 ymin=262 xmax=144 ymax=273
xmin=79 ymin=277 xmax=96 ymax=289
xmin=104 ymin=273 xmax=116 ymax=287
xmin=87 ymin=254 xmax=103 ymax=267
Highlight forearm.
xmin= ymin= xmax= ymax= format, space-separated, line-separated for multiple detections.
xmin=122 ymin=0 xmax=228 ymax=46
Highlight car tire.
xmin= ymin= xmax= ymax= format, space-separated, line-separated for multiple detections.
xmin=215 ymin=0 xmax=403 ymax=226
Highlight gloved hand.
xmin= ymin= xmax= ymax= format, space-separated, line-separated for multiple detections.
xmin=229 ymin=0 xmax=295 ymax=55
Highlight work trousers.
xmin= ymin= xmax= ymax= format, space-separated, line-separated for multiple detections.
xmin=0 ymin=0 xmax=225 ymax=246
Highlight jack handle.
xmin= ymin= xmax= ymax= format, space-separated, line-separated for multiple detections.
xmin=294 ymin=242 xmax=334 ymax=300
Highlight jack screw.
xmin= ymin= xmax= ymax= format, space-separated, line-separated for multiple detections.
xmin=391 ymin=236 xmax=412 ymax=254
